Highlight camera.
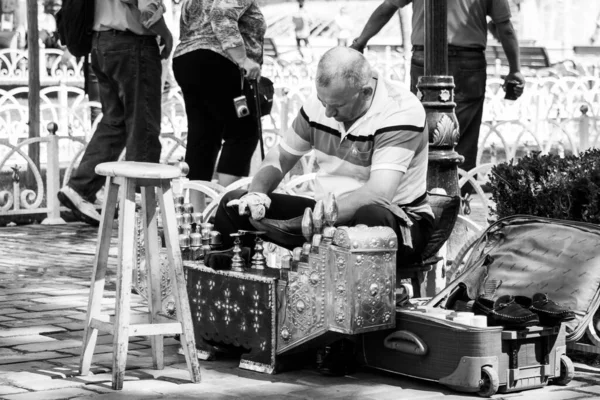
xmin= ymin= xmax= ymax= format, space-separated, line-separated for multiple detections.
xmin=233 ymin=95 xmax=250 ymax=118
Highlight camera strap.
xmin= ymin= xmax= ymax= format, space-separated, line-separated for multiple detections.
xmin=239 ymin=69 xmax=245 ymax=91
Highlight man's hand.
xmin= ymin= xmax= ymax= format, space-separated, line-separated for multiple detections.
xmin=159 ymin=30 xmax=173 ymax=60
xmin=504 ymin=71 xmax=525 ymax=99
xmin=241 ymin=58 xmax=261 ymax=80
xmin=349 ymin=38 xmax=366 ymax=53
xmin=227 ymin=192 xmax=271 ymax=220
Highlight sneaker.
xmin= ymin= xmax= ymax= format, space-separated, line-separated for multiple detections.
xmin=94 ymin=186 xmax=105 ymax=208
xmin=57 ymin=186 xmax=101 ymax=226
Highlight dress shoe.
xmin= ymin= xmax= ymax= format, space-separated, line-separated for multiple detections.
xmin=515 ymin=293 xmax=576 ymax=327
xmin=473 ymin=295 xmax=539 ymax=329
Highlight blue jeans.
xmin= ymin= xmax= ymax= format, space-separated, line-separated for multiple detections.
xmin=410 ymin=49 xmax=487 ymax=176
xmin=68 ymin=30 xmax=163 ymax=202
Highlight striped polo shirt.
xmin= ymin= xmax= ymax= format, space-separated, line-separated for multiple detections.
xmin=280 ymin=77 xmax=432 ymax=216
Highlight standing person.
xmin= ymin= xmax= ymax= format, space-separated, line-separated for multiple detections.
xmin=38 ymin=0 xmax=57 ymax=48
xmin=173 ymin=0 xmax=266 ymax=194
xmin=334 ymin=6 xmax=352 ymax=47
xmin=350 ymin=0 xmax=525 ymax=194
xmin=292 ymin=0 xmax=310 ymax=58
xmin=57 ymin=0 xmax=173 ymax=225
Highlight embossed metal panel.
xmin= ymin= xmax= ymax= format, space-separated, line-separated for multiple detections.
xmin=330 ymin=226 xmax=397 ymax=334
xmin=185 ymin=263 xmax=278 ymax=374
xmin=133 ymin=212 xmax=177 ymax=317
xmin=276 ymin=250 xmax=328 ymax=353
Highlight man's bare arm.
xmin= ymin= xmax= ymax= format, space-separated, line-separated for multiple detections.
xmin=495 ymin=19 xmax=525 ymax=96
xmin=248 ymin=145 xmax=302 ymax=194
xmin=335 ymin=169 xmax=404 ymax=224
xmin=351 ymin=1 xmax=399 ymax=52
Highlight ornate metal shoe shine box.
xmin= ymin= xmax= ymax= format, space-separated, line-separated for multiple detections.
xmin=329 ymin=226 xmax=397 ymax=333
xmin=185 ymin=262 xmax=282 ymax=374
xmin=277 ymin=226 xmax=397 ymax=353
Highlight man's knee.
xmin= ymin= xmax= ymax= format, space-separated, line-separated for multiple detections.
xmin=221 ymin=189 xmax=246 ymax=203
xmin=351 ymin=204 xmax=395 ymax=227
xmin=219 ymin=189 xmax=247 ymax=210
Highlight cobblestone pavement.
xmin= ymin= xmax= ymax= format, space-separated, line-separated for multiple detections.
xmin=0 ymin=223 xmax=599 ymax=400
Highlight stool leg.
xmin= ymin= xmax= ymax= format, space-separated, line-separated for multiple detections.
xmin=141 ymin=185 xmax=164 ymax=370
xmin=158 ymin=180 xmax=201 ymax=383
xmin=112 ymin=178 xmax=136 ymax=390
xmin=80 ymin=177 xmax=119 ymax=376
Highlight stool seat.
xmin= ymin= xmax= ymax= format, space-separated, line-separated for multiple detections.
xmin=95 ymin=161 xmax=182 ymax=180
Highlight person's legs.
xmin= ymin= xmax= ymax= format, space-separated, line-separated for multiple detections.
xmin=216 ymin=78 xmax=260 ymax=183
xmin=215 ymin=190 xmax=316 ymax=249
xmin=454 ymin=98 xmax=485 ymax=174
xmin=176 ymin=81 xmax=224 ymax=181
xmin=349 ymin=204 xmax=434 ymax=261
xmin=449 ymin=52 xmax=486 ymax=194
xmin=67 ymin=35 xmax=129 ymax=202
xmin=121 ymin=35 xmax=162 ymax=163
xmin=412 ymin=50 xmax=486 ymax=195
xmin=61 ymin=32 xmax=163 ymax=225
xmin=173 ymin=50 xmax=244 ymax=182
xmin=409 ymin=51 xmax=424 ymax=95
xmin=85 ymin=57 xmax=102 ymax=123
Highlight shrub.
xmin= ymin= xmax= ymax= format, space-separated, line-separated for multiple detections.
xmin=489 ymin=149 xmax=600 ymax=223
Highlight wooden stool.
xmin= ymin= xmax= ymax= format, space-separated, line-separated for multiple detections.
xmin=79 ymin=161 xmax=201 ymax=390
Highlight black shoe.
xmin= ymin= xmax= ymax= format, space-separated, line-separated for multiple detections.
xmin=57 ymin=186 xmax=101 ymax=226
xmin=473 ymin=295 xmax=539 ymax=329
xmin=316 ymin=339 xmax=356 ymax=377
xmin=515 ymin=293 xmax=576 ymax=327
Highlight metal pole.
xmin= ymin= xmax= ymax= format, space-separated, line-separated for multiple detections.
xmin=418 ymin=0 xmax=462 ymax=196
xmin=41 ymin=122 xmax=66 ymax=225
xmin=27 ymin=0 xmax=41 ymax=188
xmin=424 ymin=0 xmax=447 ymax=76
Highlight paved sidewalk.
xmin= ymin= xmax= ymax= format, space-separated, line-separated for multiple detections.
xmin=0 ymin=223 xmax=599 ymax=400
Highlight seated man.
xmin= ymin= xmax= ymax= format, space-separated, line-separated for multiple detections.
xmin=216 ymin=46 xmax=433 ymax=263
xmin=214 ymin=46 xmax=434 ymax=376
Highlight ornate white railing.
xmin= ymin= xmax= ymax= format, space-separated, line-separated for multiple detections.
xmin=0 ymin=48 xmax=598 ymax=223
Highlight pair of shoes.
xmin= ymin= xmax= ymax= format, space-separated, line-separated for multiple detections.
xmin=514 ymin=293 xmax=576 ymax=327
xmin=316 ymin=339 xmax=356 ymax=377
xmin=473 ymin=295 xmax=539 ymax=329
xmin=57 ymin=186 xmax=101 ymax=226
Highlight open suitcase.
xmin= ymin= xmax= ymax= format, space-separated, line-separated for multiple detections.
xmin=361 ymin=215 xmax=600 ymax=397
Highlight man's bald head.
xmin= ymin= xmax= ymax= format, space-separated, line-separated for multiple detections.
xmin=316 ymin=47 xmax=372 ymax=90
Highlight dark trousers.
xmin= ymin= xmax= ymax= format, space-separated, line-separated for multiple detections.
xmin=215 ymin=190 xmax=434 ymax=263
xmin=173 ymin=49 xmax=259 ymax=181
xmin=410 ymin=49 xmax=486 ymax=177
xmin=68 ymin=30 xmax=163 ymax=202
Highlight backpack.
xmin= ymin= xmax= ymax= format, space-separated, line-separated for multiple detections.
xmin=56 ymin=0 xmax=95 ymax=57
